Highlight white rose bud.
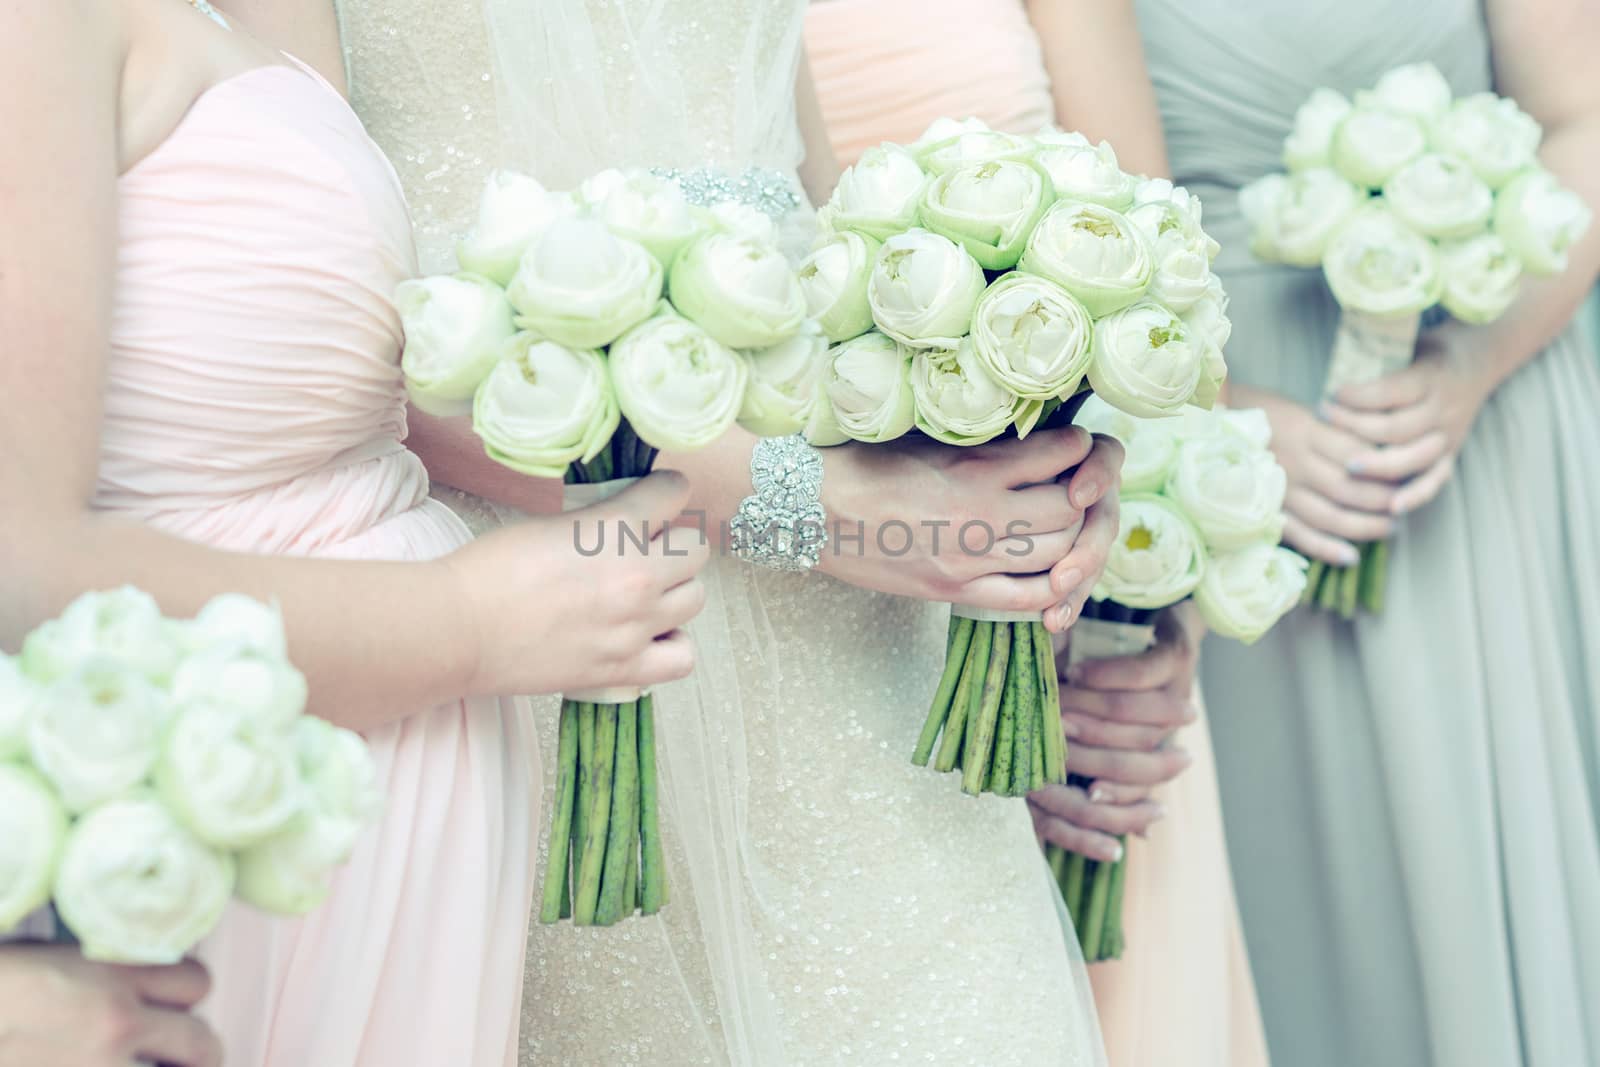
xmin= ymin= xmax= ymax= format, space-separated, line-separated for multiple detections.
xmin=396 ymin=273 xmax=517 ymax=417
xmin=1165 ymin=431 xmax=1288 ymax=550
xmin=171 ymin=646 xmax=308 ymax=735
xmin=1493 ymin=170 xmax=1594 ymax=277
xmin=1240 ymin=168 xmax=1364 ymax=267
xmin=867 ymin=229 xmax=986 ymax=349
xmin=456 ymin=170 xmax=578 ymax=286
xmin=916 ymin=128 xmax=1034 ymax=177
xmin=1371 ymin=63 xmax=1454 ymax=123
xmin=738 ymin=321 xmax=828 ymax=437
xmin=609 ymin=313 xmax=749 ymax=451
xmin=821 ymin=332 xmax=916 ymax=443
xmin=910 ymin=337 xmax=1022 ymax=446
xmin=29 ymin=659 xmax=170 ymax=814
xmin=1093 ymin=495 xmax=1207 ymax=610
xmin=185 ymin=594 xmax=289 ymax=658
xmin=1034 ymin=140 xmax=1138 ymax=211
xmin=798 ymin=231 xmax=879 ymax=342
xmin=234 ymin=716 xmax=380 ymax=917
xmin=1182 ymin=275 xmax=1233 ymax=410
xmin=156 ymin=704 xmax=305 ymax=850
xmin=582 ymin=170 xmax=704 ymax=268
xmin=1330 ymin=104 xmax=1427 ymax=189
xmin=1074 ymin=394 xmax=1182 ymax=494
xmin=1196 ymin=545 xmax=1309 ymax=644
xmin=1322 ymin=204 xmax=1443 ymax=315
xmin=824 ymin=145 xmax=929 ymax=240
xmin=54 ymin=795 xmax=235 ymax=964
xmin=1129 ymin=179 xmax=1220 ymax=259
xmin=970 ymin=273 xmax=1093 ymax=401
xmin=919 ymin=160 xmax=1053 ymax=270
xmin=472 ymin=335 xmax=619 ymax=478
xmin=1283 ymin=88 xmax=1354 ymax=171
xmin=705 ymin=201 xmax=781 ymax=249
xmin=0 ymin=654 xmax=36 ymax=761
xmin=1383 ymin=153 xmax=1493 ymax=240
xmin=669 ymin=233 xmax=807 ymax=349
xmin=1439 ymin=234 xmax=1523 ymax=325
xmin=507 ymin=218 xmax=662 ymax=348
xmin=0 ymin=764 xmax=67 ymax=931
xmin=20 ymin=587 xmax=182 ymax=686
xmin=1430 ymin=92 xmax=1542 ymax=190
xmin=915 ymin=116 xmax=993 ymax=146
xmin=1019 ymin=201 xmax=1154 ymax=317
xmin=1088 ymin=301 xmax=1204 ymax=418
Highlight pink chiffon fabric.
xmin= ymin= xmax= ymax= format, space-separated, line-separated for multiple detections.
xmin=105 ymin=59 xmax=539 ymax=1067
xmin=805 ymin=5 xmax=1270 ymax=1064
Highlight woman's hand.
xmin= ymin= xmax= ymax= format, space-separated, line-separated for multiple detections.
xmin=448 ymin=471 xmax=710 ymax=698
xmin=818 ymin=427 xmax=1122 ymax=632
xmin=1322 ymin=328 xmax=1496 ymax=516
xmin=0 ymin=945 xmax=222 ymax=1067
xmin=1026 ymin=605 xmax=1201 ymax=861
xmin=1230 ymin=384 xmax=1399 ymax=566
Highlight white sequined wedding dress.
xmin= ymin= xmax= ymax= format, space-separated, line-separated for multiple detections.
xmin=338 ymin=2 xmax=1105 ymax=1063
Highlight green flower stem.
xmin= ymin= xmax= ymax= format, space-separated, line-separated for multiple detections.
xmin=638 ymin=694 xmax=667 ymax=915
xmin=1360 ymin=540 xmax=1388 ymax=614
xmin=538 ymin=700 xmax=580 ymax=924
xmin=1080 ymin=858 xmax=1113 ymax=962
xmin=990 ymin=662 xmax=1019 ymax=796
xmin=961 ymin=623 xmax=1012 ymax=795
xmin=915 ymin=616 xmax=975 ymax=766
xmin=1339 ymin=558 xmax=1361 ymax=619
xmin=1033 ymin=623 xmax=1066 ymax=785
xmin=935 ymin=621 xmax=990 ymax=773
xmin=1062 ymin=850 xmax=1087 ymax=918
xmin=1011 ymin=628 xmax=1039 ymax=790
xmin=1047 ymin=843 xmax=1069 ymax=884
xmin=1318 ymin=563 xmax=1343 ymax=612
xmin=596 ymin=701 xmax=640 ymax=925
xmin=572 ymin=702 xmax=595 ymax=917
xmin=1102 ymin=848 xmax=1128 ymax=962
xmin=1301 ymin=560 xmax=1325 ymax=606
xmin=574 ymin=703 xmax=618 ymax=925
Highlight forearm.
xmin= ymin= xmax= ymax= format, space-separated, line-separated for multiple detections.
xmin=795 ymin=48 xmax=842 ymax=207
xmin=2 ymin=515 xmax=476 ymax=731
xmin=406 ymin=407 xmax=563 ymax=515
xmin=657 ymin=427 xmax=760 ymax=542
xmin=1028 ymin=0 xmax=1170 ymax=178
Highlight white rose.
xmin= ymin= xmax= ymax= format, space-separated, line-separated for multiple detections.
xmin=1383 ymin=153 xmax=1493 ymax=240
xmin=1322 ymin=205 xmax=1443 ymax=315
xmin=738 ymin=321 xmax=828 ymax=437
xmin=918 ymin=160 xmax=1053 ymax=270
xmin=54 ymin=795 xmax=235 ymax=964
xmin=472 ymin=335 xmax=619 ymax=479
xmin=970 ymin=272 xmax=1093 ymax=401
xmin=916 ymin=129 xmax=1035 ymax=177
xmin=668 ymin=233 xmax=807 ymax=348
xmin=798 ymin=231 xmax=879 ymax=342
xmin=1093 ymin=495 xmax=1207 ymax=610
xmin=910 ymin=337 xmax=1021 ymax=446
xmin=171 ymin=646 xmax=308 ymax=735
xmin=1493 ymin=170 xmax=1594 ymax=277
xmin=1019 ymin=201 xmax=1154 ymax=317
xmin=1196 ymin=544 xmax=1309 ymax=644
xmin=1439 ymin=234 xmax=1523 ymax=325
xmin=456 ymin=170 xmax=578 ymax=286
xmin=1371 ymin=63 xmax=1454 ymax=123
xmin=1073 ymin=394 xmax=1181 ymax=494
xmin=1240 ymin=168 xmax=1364 ymax=267
xmin=1429 ymin=92 xmax=1542 ymax=190
xmin=821 ymin=332 xmax=916 ymax=443
xmin=1034 ymin=127 xmax=1092 ymax=149
xmin=1165 ymin=432 xmax=1288 ymax=550
xmin=1283 ymin=88 xmax=1354 ymax=171
xmin=156 ymin=702 xmax=304 ymax=849
xmin=20 ymin=587 xmax=182 ymax=685
xmin=609 ymin=312 xmax=749 ymax=451
xmin=867 ymin=229 xmax=986 ymax=349
xmin=29 ymin=659 xmax=170 ymax=814
xmin=0 ymin=764 xmax=67 ymax=931
xmin=582 ymin=170 xmax=704 ymax=268
xmin=705 ymin=200 xmax=780 ymax=249
xmin=824 ymin=145 xmax=929 ymax=240
xmin=915 ymin=116 xmax=993 ymax=146
xmin=1088 ymin=301 xmax=1204 ymax=418
xmin=184 ymin=594 xmax=290 ymax=659
xmin=0 ymin=654 xmax=35 ymax=760
xmin=1208 ymin=405 xmax=1275 ymax=449
xmin=1183 ymin=275 xmax=1232 ymax=409
xmin=1033 ymin=140 xmax=1138 ymax=211
xmin=235 ymin=716 xmax=380 ymax=917
xmin=1330 ymin=105 xmax=1428 ymax=189
xmin=1129 ymin=179 xmax=1220 ymax=258
xmin=507 ymin=218 xmax=662 ymax=348
xmin=396 ymin=273 xmax=517 ymax=417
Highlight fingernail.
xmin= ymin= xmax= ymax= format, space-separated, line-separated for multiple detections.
xmin=1391 ymin=497 xmax=1410 ymax=516
xmin=1151 ymin=802 xmax=1168 ymax=820
xmin=1346 ymin=457 xmax=1364 ymax=474
xmin=1175 ymin=747 xmax=1193 ymax=767
xmin=1073 ymin=482 xmax=1100 ymax=508
xmin=1182 ymin=703 xmax=1199 ymax=724
xmin=1060 ymin=716 xmax=1081 ymax=739
xmin=1110 ymin=842 xmax=1126 ymax=863
xmin=1337 ymin=546 xmax=1360 ymax=566
xmin=1088 ymin=784 xmax=1111 ymax=804
xmin=1317 ymin=402 xmax=1334 ymax=420
xmin=1054 ymin=567 xmax=1083 ymax=596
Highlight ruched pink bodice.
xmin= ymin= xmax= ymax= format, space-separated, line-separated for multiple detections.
xmin=107 ymin=61 xmax=538 ymax=1067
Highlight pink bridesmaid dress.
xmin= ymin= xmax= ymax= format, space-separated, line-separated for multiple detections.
xmin=104 ymin=57 xmax=539 ymax=1067
xmin=805 ymin=5 xmax=1271 ymax=1064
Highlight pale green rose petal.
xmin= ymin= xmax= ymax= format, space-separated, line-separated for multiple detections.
xmin=738 ymin=322 xmax=829 ymax=438
xmin=798 ymin=232 xmax=880 ymax=343
xmin=29 ymin=659 xmax=169 ymax=814
xmin=1092 ymin=495 xmax=1207 ymax=610
xmin=507 ymin=219 xmax=662 ymax=349
xmin=1492 ymin=169 xmax=1594 ymax=277
xmin=1018 ymin=201 xmax=1153 ymax=317
xmin=472 ymin=335 xmax=620 ymax=479
xmin=1087 ymin=301 xmax=1204 ymax=418
xmin=918 ymin=159 xmax=1054 ymax=270
xmin=867 ymin=229 xmax=986 ymax=350
xmin=157 ymin=704 xmax=305 ymax=850
xmin=1196 ymin=545 xmax=1308 ymax=644
xmin=398 ymin=273 xmax=517 ymax=418
xmin=1439 ymin=234 xmax=1523 ymax=324
xmin=822 ymin=332 xmax=916 ymax=443
xmin=1330 ymin=104 xmax=1427 ymax=189
xmin=20 ymin=587 xmax=182 ymax=685
xmin=668 ymin=233 xmax=807 ymax=349
xmin=456 ymin=170 xmax=578 ymax=286
xmin=0 ymin=764 xmax=67 ymax=931
xmin=910 ymin=337 xmax=1020 ymax=446
xmin=1321 ymin=204 xmax=1443 ymax=315
xmin=970 ymin=273 xmax=1093 ymax=400
xmin=609 ymin=312 xmax=749 ymax=452
xmin=1164 ymin=429 xmax=1288 ymax=551
xmin=1382 ymin=153 xmax=1493 ymax=240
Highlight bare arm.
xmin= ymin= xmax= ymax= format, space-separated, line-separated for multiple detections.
xmin=212 ymin=0 xmax=347 ymax=92
xmin=1026 ymin=0 xmax=1169 ymax=178
xmin=795 ymin=48 xmax=841 ymax=206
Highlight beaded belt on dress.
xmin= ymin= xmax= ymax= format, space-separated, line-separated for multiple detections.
xmin=648 ymin=165 xmax=802 ymax=220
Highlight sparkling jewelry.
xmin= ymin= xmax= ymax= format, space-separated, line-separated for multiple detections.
xmin=729 ymin=435 xmax=827 ymax=572
xmin=649 ymin=165 xmax=802 ymax=221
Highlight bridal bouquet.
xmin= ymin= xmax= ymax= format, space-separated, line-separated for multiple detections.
xmin=0 ymin=588 xmax=379 ymax=964
xmin=804 ymin=118 xmax=1228 ymax=796
xmin=1043 ymin=400 xmax=1305 ymax=961
xmin=1241 ymin=62 xmax=1592 ymax=616
xmin=1036 ymin=403 xmax=1312 ymax=966
xmin=398 ymin=167 xmax=827 ymax=925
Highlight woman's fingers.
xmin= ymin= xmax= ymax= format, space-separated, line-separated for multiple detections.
xmin=1286 ymin=486 xmax=1394 ymax=543
xmin=985 ymin=527 xmax=1078 ymax=575
xmin=1336 ymin=367 xmax=1430 ymax=411
xmin=1060 ymin=433 xmax=1125 ymax=510
xmin=1060 ymin=710 xmax=1174 ymax=752
xmin=1347 ymin=431 xmax=1451 ymax=484
xmin=1322 ymin=398 xmax=1438 ymax=447
xmin=1028 ymin=789 xmax=1126 ymax=862
xmin=1043 ymin=495 xmax=1119 ymax=633
xmin=1282 ymin=512 xmax=1361 ymax=567
xmin=978 ymin=425 xmax=1094 ymax=487
xmin=1392 ymin=454 xmax=1456 ymax=515
xmin=648 ymin=576 xmax=708 ymax=636
xmin=628 ymin=630 xmax=697 ymax=687
xmin=1080 ymin=780 xmax=1152 ymax=806
xmin=1303 ymin=452 xmax=1398 ymax=513
xmin=1064 ymin=743 xmax=1192 ymax=787
xmin=954 ymin=571 xmax=1059 ymax=615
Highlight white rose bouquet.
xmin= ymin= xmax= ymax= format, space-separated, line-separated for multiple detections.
xmin=1046 ymin=400 xmax=1305 ymax=962
xmin=1241 ymin=62 xmax=1592 ymax=616
xmin=810 ymin=118 xmax=1229 ymax=798
xmin=0 ymin=589 xmax=379 ymax=963
xmin=397 ymin=167 xmax=829 ymax=927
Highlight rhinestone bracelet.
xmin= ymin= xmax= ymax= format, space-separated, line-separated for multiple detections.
xmin=728 ymin=435 xmax=827 ymax=572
